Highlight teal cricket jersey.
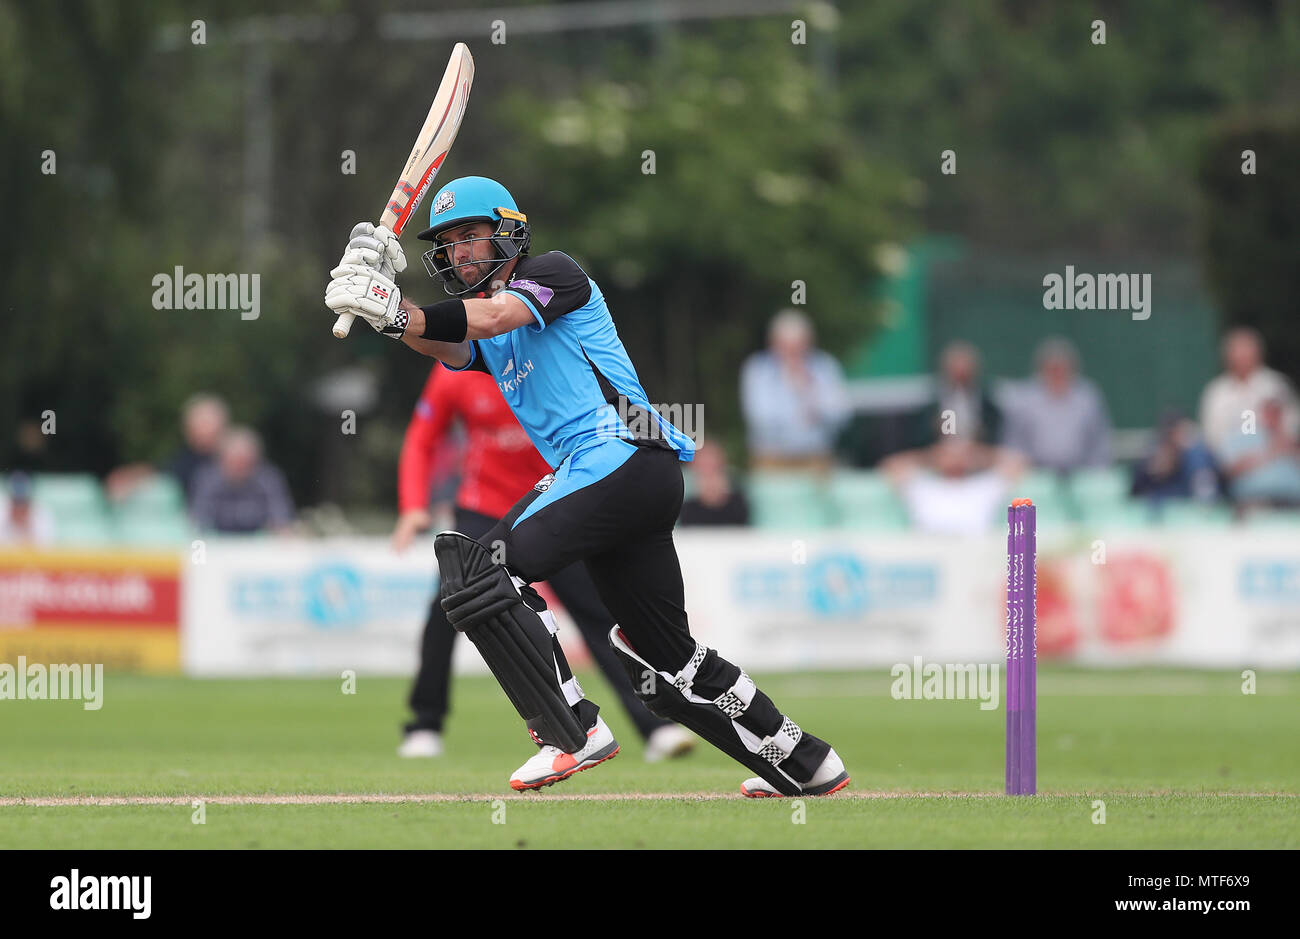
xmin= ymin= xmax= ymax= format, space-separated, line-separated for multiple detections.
xmin=442 ymin=251 xmax=696 ymax=498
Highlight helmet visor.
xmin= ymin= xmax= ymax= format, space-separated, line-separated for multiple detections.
xmin=422 ymin=231 xmax=504 ymax=296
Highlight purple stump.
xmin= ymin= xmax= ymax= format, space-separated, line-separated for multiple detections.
xmin=1005 ymin=500 xmax=1037 ymax=795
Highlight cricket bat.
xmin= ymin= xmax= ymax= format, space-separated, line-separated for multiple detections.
xmin=332 ymin=42 xmax=475 ymax=339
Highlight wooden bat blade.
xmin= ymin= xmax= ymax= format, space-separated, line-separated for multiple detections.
xmin=381 ymin=43 xmax=474 ymax=237
xmin=333 ymin=42 xmax=475 ymax=339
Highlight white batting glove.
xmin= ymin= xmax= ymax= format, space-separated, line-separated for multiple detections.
xmin=340 ymin=221 xmax=407 ymax=276
xmin=325 ymin=261 xmax=408 ymax=339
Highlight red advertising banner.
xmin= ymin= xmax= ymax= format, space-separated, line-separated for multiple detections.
xmin=0 ymin=550 xmax=181 ymax=673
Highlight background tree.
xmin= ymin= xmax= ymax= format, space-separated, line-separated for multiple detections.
xmin=494 ymin=23 xmax=910 ymax=455
xmin=1198 ymin=121 xmax=1300 ymax=387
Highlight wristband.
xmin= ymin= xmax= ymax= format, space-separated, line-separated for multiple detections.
xmin=420 ymin=298 xmax=468 ymax=342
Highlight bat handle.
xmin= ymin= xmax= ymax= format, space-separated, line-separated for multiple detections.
xmin=332 ymin=310 xmax=356 ymax=339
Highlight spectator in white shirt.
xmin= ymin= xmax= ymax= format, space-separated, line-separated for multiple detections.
xmin=740 ymin=309 xmax=850 ymax=472
xmin=1199 ymin=327 xmax=1300 ymax=465
xmin=880 ymin=438 xmax=1026 ymax=535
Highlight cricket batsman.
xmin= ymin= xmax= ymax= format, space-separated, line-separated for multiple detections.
xmin=325 ymin=176 xmax=848 ymax=796
xmin=394 ymin=363 xmax=695 ymax=762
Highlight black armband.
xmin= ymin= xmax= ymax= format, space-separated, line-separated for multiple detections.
xmin=420 ymin=298 xmax=468 ymax=342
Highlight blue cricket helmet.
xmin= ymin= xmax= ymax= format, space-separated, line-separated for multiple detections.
xmin=416 ymin=176 xmax=531 ymax=295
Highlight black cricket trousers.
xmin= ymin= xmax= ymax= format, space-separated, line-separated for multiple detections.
xmin=480 ymin=445 xmax=702 ymax=690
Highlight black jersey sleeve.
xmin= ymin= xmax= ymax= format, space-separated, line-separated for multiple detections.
xmin=503 ymin=252 xmax=593 ymax=330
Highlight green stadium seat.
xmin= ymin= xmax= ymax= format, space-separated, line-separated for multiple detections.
xmin=1080 ymin=499 xmax=1155 ymax=529
xmin=32 ymin=473 xmax=104 ymax=515
xmin=747 ymin=472 xmax=834 ymax=530
xmin=828 ymin=471 xmax=910 ymax=530
xmin=1155 ymin=501 xmax=1233 ymax=527
xmin=115 ymin=515 xmax=193 ymax=546
xmin=120 ymin=474 xmax=184 ymax=513
xmin=1075 ymin=467 xmax=1133 ymax=523
xmin=1012 ymin=470 xmax=1079 ymax=527
xmin=53 ymin=515 xmax=115 ymax=546
xmin=1073 ymin=466 xmax=1129 ymax=501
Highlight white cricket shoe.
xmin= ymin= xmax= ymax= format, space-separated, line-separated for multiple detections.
xmin=740 ymin=746 xmax=849 ymax=798
xmin=643 ymin=724 xmax=695 ymax=763
xmin=509 ymin=716 xmax=619 ymax=791
xmin=397 ymin=729 xmax=443 ymax=758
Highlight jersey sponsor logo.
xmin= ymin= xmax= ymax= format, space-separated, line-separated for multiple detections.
xmin=501 ymin=358 xmax=514 ymax=376
xmin=432 ymin=189 xmax=456 ymax=215
xmin=509 ymin=278 xmax=554 ymax=307
xmin=533 ymin=473 xmax=555 ymax=492
xmin=498 ymin=358 xmax=535 ymax=395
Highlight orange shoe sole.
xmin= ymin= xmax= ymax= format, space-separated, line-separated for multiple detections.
xmin=510 ymin=746 xmax=620 ymax=792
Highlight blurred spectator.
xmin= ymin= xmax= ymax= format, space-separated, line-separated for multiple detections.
xmin=679 ymin=443 xmax=750 ymax=526
xmin=1219 ymin=397 xmax=1300 ymax=511
xmin=0 ymin=471 xmax=56 ymax=545
xmin=881 ymin=438 xmax=1026 ymax=535
xmin=190 ymin=427 xmax=294 ymax=534
xmin=740 ymin=309 xmax=850 ymax=472
xmin=168 ymin=394 xmax=231 ymax=502
xmin=106 ymin=393 xmax=230 ymax=505
xmin=1199 ymin=327 xmax=1300 ymax=464
xmin=1130 ymin=410 xmax=1220 ymax=502
xmin=1001 ymin=338 xmax=1111 ymax=472
xmin=910 ymin=340 xmax=1002 ymax=445
xmin=13 ymin=419 xmax=53 ymax=473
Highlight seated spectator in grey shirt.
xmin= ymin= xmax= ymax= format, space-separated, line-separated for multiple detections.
xmin=740 ymin=309 xmax=850 ymax=472
xmin=191 ymin=426 xmax=295 ymax=534
xmin=1001 ymin=337 xmax=1112 ymax=472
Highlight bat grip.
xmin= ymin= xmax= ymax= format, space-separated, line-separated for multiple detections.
xmin=334 ymin=214 xmax=399 ymax=338
xmin=332 ymin=310 xmax=357 ymax=338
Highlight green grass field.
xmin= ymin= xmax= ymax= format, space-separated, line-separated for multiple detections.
xmin=2 ymin=666 xmax=1297 ymax=848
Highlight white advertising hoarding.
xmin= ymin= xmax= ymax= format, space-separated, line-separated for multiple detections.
xmin=184 ymin=537 xmax=438 ymax=676
xmin=181 ymin=529 xmax=1300 ymax=676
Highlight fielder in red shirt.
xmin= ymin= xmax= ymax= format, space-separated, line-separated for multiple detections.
xmin=393 ymin=365 xmax=694 ymax=761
